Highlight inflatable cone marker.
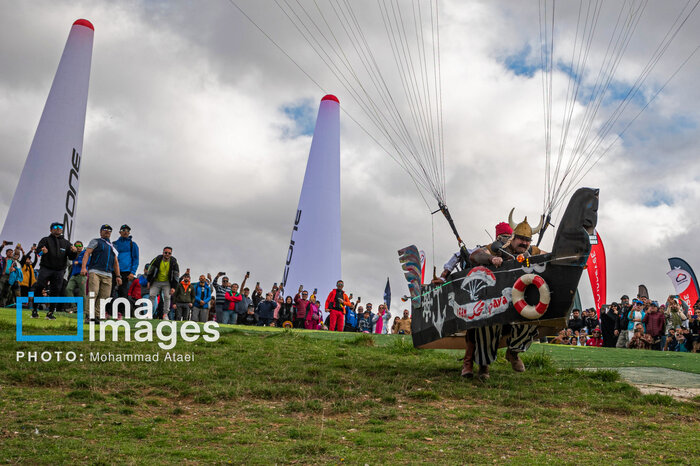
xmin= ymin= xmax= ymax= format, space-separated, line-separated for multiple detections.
xmin=1 ymin=19 xmax=94 ymax=244
xmin=282 ymin=95 xmax=341 ymax=314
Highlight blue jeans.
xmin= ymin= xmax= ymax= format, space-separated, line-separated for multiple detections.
xmin=220 ymin=309 xmax=234 ymax=325
xmin=258 ymin=317 xmax=273 ymax=326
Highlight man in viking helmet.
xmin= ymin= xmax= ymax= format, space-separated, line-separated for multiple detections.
xmin=461 ymin=210 xmax=547 ymax=380
xmin=470 ymin=209 xmax=545 ymax=267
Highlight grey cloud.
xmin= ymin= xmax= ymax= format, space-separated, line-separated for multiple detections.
xmin=1 ymin=0 xmax=699 ymax=309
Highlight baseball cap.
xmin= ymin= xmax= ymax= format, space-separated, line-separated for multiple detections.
xmin=100 ymin=224 xmax=113 ymax=231
xmin=620 ymin=295 xmax=629 ymax=300
xmin=120 ymin=224 xmax=131 ymax=231
xmin=50 ymin=222 xmax=64 ymax=230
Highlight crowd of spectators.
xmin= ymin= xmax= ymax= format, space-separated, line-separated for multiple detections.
xmin=552 ymin=294 xmax=699 ymax=353
xmin=4 ymin=223 xmax=699 ymax=348
xmin=0 ymin=223 xmax=413 ymax=334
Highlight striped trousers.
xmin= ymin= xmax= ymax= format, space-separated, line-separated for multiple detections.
xmin=470 ymin=324 xmax=539 ymax=366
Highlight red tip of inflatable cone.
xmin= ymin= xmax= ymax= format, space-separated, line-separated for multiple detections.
xmin=73 ymin=19 xmax=94 ymax=30
xmin=321 ymin=94 xmax=339 ymax=103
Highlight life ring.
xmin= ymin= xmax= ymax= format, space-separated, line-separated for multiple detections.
xmin=512 ymin=274 xmax=550 ymax=320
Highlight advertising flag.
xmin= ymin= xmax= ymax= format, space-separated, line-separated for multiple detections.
xmin=1 ymin=20 xmax=94 ymax=244
xmin=667 ymin=257 xmax=699 ymax=314
xmin=281 ymin=95 xmax=341 ymax=318
xmin=586 ymin=230 xmax=607 ymax=318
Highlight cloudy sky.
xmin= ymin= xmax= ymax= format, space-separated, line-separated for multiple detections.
xmin=1 ymin=0 xmax=698 ymax=312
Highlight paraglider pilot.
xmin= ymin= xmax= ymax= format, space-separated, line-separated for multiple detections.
xmin=461 ymin=212 xmax=546 ymax=380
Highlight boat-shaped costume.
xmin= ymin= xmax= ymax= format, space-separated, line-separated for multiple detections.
xmin=399 ymin=187 xmax=599 ymax=349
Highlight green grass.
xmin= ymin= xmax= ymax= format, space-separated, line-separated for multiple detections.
xmin=1 ymin=308 xmax=699 ymax=464
xmin=531 ymin=343 xmax=700 ymax=374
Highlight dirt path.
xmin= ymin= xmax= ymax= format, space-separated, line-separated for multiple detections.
xmin=604 ymin=367 xmax=700 ymax=401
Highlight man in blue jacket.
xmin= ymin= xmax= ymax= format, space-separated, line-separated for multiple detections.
xmin=192 ymin=274 xmax=212 ymax=322
xmin=113 ymin=224 xmax=139 ymax=300
xmin=344 ymin=297 xmax=360 ymax=332
xmin=81 ymin=225 xmax=121 ymax=321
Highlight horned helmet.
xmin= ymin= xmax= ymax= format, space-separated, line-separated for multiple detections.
xmin=508 ymin=208 xmax=543 ymax=240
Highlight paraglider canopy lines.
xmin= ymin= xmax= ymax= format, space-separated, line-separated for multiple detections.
xmin=229 ymin=0 xmax=446 ymax=210
xmin=539 ymin=0 xmax=700 ymax=217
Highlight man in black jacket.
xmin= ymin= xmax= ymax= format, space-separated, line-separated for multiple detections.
xmin=600 ymin=303 xmax=620 ymax=347
xmin=567 ymin=309 xmax=584 ymax=333
xmin=146 ymin=247 xmax=180 ymax=320
xmin=32 ymin=222 xmax=77 ymax=319
xmin=583 ymin=308 xmax=600 ymax=333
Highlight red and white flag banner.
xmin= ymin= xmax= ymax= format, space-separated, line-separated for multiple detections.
xmin=586 ymin=231 xmax=607 ymax=318
xmin=667 ymin=257 xmax=699 ymax=315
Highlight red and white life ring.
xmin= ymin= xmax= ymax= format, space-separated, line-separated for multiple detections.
xmin=512 ymin=274 xmax=551 ymax=320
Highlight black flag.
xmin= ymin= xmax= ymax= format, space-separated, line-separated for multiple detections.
xmin=384 ymin=277 xmax=391 ymax=311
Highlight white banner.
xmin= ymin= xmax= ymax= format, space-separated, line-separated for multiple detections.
xmin=282 ymin=95 xmax=341 ymax=318
xmin=1 ymin=20 xmax=94 ymax=245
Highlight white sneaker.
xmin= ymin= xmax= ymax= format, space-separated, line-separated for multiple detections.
xmin=163 ymin=314 xmax=169 ymax=321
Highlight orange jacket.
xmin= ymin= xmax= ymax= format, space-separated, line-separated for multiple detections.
xmin=325 ymin=289 xmax=350 ymax=313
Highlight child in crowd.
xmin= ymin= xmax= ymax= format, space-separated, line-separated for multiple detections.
xmin=358 ymin=310 xmax=372 ymax=333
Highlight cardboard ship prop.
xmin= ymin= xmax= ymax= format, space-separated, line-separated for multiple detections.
xmin=400 ymin=188 xmax=599 ymax=349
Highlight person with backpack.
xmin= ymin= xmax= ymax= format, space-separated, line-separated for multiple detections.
xmin=325 ymin=280 xmax=351 ymax=332
xmin=81 ymin=225 xmax=121 ymax=321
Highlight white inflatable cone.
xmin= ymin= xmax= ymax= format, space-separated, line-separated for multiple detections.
xmin=1 ymin=19 xmax=94 ymax=244
xmin=282 ymin=95 xmax=341 ymax=319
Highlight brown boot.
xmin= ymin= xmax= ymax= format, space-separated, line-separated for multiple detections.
xmin=461 ymin=341 xmax=475 ymax=378
xmin=505 ymin=349 xmax=525 ymax=372
xmin=478 ymin=364 xmax=490 ymax=381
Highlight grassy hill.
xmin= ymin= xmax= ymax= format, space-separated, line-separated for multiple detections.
xmin=2 ymin=309 xmax=699 ymax=464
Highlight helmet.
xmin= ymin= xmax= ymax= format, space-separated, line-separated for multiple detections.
xmin=508 ymin=208 xmax=543 ymax=240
